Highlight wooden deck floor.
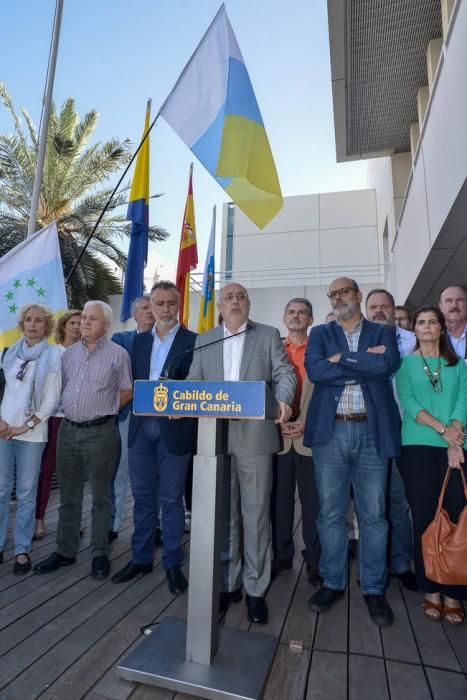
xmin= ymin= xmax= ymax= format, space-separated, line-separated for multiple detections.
xmin=1 ymin=486 xmax=466 ymax=700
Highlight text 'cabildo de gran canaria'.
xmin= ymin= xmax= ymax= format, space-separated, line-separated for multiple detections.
xmin=153 ymin=384 xmax=242 ymax=413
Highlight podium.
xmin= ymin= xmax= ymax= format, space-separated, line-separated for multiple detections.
xmin=117 ymin=380 xmax=278 ymax=700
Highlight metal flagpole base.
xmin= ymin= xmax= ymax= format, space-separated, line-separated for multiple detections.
xmin=117 ymin=616 xmax=277 ymax=700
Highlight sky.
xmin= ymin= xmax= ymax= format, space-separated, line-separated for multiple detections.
xmin=0 ymin=0 xmax=367 ymax=280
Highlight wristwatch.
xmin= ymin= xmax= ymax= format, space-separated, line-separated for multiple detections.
xmin=26 ymin=420 xmax=35 ymax=430
xmin=438 ymin=425 xmax=446 ymax=435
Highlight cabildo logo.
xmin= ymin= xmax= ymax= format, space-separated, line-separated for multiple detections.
xmin=153 ymin=383 xmax=169 ymax=412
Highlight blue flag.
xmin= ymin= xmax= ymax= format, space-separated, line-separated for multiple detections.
xmin=121 ymin=102 xmax=151 ymax=322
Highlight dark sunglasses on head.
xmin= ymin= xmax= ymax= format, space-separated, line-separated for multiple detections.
xmin=16 ymin=360 xmax=30 ymax=381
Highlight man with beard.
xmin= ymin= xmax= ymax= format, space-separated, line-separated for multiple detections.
xmin=395 ymin=305 xmax=412 ymax=330
xmin=439 ymin=285 xmax=467 ymax=361
xmin=305 ymin=278 xmax=401 ymax=627
xmin=187 ymin=282 xmax=295 ymax=624
xmin=271 ymin=298 xmax=321 ymax=586
xmin=365 ymin=289 xmax=417 ymax=592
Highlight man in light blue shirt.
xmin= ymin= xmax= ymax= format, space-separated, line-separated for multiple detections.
xmin=439 ymin=285 xmax=467 ymax=362
xmin=112 ymin=282 xmax=197 ymax=596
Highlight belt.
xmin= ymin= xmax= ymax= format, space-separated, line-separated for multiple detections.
xmin=335 ymin=413 xmax=367 ymax=423
xmin=65 ymin=415 xmax=115 ymax=429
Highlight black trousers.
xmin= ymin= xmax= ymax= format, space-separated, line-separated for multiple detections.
xmin=399 ymin=445 xmax=467 ymax=599
xmin=271 ymin=449 xmax=320 ymax=566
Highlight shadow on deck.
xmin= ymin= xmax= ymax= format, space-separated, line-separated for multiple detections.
xmin=0 ymin=486 xmax=466 ymax=700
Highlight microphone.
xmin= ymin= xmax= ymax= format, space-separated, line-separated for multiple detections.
xmin=162 ymin=327 xmax=251 ymax=379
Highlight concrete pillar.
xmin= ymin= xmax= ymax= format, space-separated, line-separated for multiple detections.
xmin=391 ymin=153 xmax=412 ymax=196
xmin=427 ymin=38 xmax=443 ymax=91
xmin=417 ymin=86 xmax=430 ymax=126
xmin=391 ymin=152 xmax=412 ymax=229
xmin=441 ymin=0 xmax=455 ymax=39
xmin=410 ymin=123 xmax=420 ymax=160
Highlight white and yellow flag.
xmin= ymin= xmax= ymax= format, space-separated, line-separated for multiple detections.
xmin=0 ymin=222 xmax=67 ymax=348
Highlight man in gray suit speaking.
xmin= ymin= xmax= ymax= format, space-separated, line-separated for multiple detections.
xmin=188 ymin=283 xmax=296 ymax=624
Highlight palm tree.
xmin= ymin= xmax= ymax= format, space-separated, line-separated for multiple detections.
xmin=0 ymin=84 xmax=168 ymax=308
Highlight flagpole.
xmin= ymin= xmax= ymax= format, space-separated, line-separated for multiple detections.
xmin=27 ymin=0 xmax=64 ymax=238
xmin=65 ymin=111 xmax=160 ymax=284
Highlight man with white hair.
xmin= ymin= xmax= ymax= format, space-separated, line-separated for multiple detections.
xmin=439 ymin=285 xmax=467 ymax=361
xmin=34 ymin=301 xmax=133 ymax=580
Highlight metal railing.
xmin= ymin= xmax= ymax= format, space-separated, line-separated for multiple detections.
xmin=189 ymin=263 xmax=388 ymax=291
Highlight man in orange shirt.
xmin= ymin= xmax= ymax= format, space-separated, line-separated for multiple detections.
xmin=271 ymin=298 xmax=321 ymax=585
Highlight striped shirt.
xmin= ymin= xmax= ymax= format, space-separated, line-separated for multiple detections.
xmin=60 ymin=338 xmax=132 ymax=422
xmin=336 ymin=317 xmax=366 ymax=415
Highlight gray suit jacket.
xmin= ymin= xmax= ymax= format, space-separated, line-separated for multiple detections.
xmin=279 ymin=376 xmax=313 ymax=457
xmin=187 ymin=320 xmax=296 ymax=456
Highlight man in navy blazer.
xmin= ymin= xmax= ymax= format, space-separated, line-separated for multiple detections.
xmin=305 ymin=277 xmax=401 ymax=628
xmin=109 ymin=295 xmax=155 ymax=541
xmin=112 ymin=282 xmax=197 ymax=595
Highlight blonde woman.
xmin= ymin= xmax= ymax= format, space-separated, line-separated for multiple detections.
xmin=34 ymin=310 xmax=82 ymax=539
xmin=0 ymin=304 xmax=62 ymax=574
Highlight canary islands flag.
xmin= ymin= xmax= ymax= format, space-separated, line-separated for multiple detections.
xmin=121 ymin=101 xmax=151 ymax=322
xmin=0 ymin=222 xmax=67 ymax=348
xmin=160 ymin=4 xmax=283 ymax=229
xmin=197 ymin=206 xmax=216 ymax=333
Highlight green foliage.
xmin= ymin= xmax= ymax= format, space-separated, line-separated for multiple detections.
xmin=0 ymin=84 xmax=168 ymax=306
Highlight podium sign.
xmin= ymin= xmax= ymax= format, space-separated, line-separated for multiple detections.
xmin=118 ymin=380 xmax=277 ymax=700
xmin=133 ymin=380 xmax=266 ymax=418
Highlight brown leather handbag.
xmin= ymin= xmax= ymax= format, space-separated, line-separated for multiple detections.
xmin=422 ymin=466 xmax=467 ymax=585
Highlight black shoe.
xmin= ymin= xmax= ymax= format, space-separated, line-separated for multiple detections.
xmin=92 ymin=555 xmax=110 ymax=580
xmin=111 ymin=560 xmax=153 ymax=583
xmin=108 ymin=530 xmax=119 ymax=543
xmin=33 ymin=551 xmax=76 ymax=574
xmin=392 ymin=569 xmax=418 ymax=592
xmin=219 ymin=588 xmax=243 ymax=614
xmin=154 ymin=528 xmax=163 ymax=548
xmin=13 ymin=553 xmax=31 ymax=575
xmin=306 ymin=562 xmax=323 ymax=587
xmin=308 ymin=586 xmax=345 ymax=613
xmin=364 ymin=594 xmax=394 ymax=627
xmin=246 ymin=595 xmax=268 ymax=625
xmin=271 ymin=558 xmax=293 ymax=580
xmin=166 ymin=565 xmax=188 ymax=595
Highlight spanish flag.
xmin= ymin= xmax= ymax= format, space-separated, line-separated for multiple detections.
xmin=197 ymin=206 xmax=216 ymax=333
xmin=176 ymin=163 xmax=198 ymax=327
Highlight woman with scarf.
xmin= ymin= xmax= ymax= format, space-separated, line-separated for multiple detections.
xmin=0 ymin=304 xmax=62 ymax=574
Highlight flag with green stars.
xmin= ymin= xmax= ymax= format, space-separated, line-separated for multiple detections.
xmin=0 ymin=222 xmax=67 ymax=348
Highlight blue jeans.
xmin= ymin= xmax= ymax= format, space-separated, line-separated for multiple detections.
xmin=129 ymin=418 xmax=189 ymax=570
xmin=112 ymin=414 xmax=160 ymax=532
xmin=0 ymin=438 xmax=46 ymax=555
xmin=313 ymin=421 xmax=389 ymax=594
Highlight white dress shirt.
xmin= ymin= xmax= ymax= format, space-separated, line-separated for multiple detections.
xmin=223 ymin=321 xmax=247 ymax=381
xmin=448 ymin=326 xmax=467 ymax=362
xmin=396 ymin=327 xmax=416 ymax=357
xmin=150 ymin=323 xmax=180 ymax=380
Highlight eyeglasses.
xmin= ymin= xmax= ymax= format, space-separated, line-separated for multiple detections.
xmin=221 ymin=292 xmax=249 ymax=303
xmin=16 ymin=360 xmax=30 ymax=381
xmin=327 ymin=287 xmax=356 ymax=300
